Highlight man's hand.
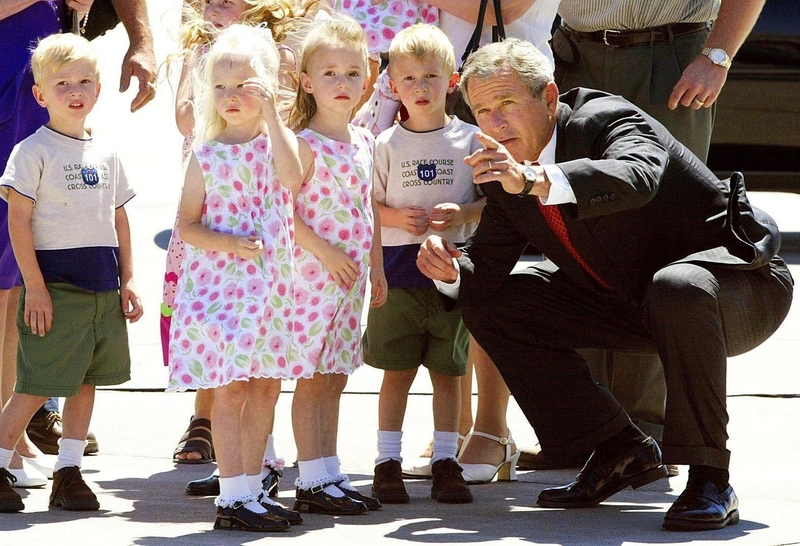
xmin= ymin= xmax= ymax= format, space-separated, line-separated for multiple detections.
xmin=23 ymin=285 xmax=53 ymax=337
xmin=668 ymin=56 xmax=728 ymax=110
xmin=465 ymin=133 xmax=549 ymax=196
xmin=119 ymin=36 xmax=156 ymax=112
xmin=416 ymin=235 xmax=461 ymax=283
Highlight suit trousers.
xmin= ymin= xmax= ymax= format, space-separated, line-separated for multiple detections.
xmin=462 ymin=258 xmax=793 ymax=468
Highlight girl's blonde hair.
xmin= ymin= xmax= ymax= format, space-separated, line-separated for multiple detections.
xmin=287 ymin=15 xmax=368 ymax=132
xmin=193 ymin=24 xmax=280 ymax=145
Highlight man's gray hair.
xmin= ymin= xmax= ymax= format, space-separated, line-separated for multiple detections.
xmin=460 ymin=38 xmax=554 ymax=109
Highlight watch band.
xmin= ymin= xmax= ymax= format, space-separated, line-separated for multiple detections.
xmin=517 ymin=176 xmax=534 ymax=197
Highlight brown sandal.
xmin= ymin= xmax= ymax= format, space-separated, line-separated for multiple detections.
xmin=172 ymin=416 xmax=214 ymax=464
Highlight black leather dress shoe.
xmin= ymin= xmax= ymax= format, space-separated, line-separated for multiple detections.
xmin=262 ymin=468 xmax=281 ymax=498
xmin=214 ymin=502 xmax=290 ymax=532
xmin=663 ymin=482 xmax=739 ymax=531
xmin=261 ymin=500 xmax=303 ymax=525
xmin=186 ymin=473 xmax=219 ymax=496
xmin=537 ymin=436 xmax=668 ymax=508
xmin=293 ymin=486 xmax=368 ymax=515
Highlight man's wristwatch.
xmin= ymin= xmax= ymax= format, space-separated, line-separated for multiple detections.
xmin=701 ymin=47 xmax=732 ymax=69
xmin=518 ymin=165 xmax=540 ymax=197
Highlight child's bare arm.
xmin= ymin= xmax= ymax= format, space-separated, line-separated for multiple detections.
xmin=429 ymin=196 xmax=487 ymax=232
xmin=377 ymin=201 xmax=429 ymax=236
xmin=294 ymin=210 xmax=360 ymax=290
xmin=7 ymin=190 xmax=51 ymax=336
xmin=369 ymin=193 xmax=387 ymax=307
xmin=114 ymin=206 xmax=143 ymax=323
xmin=175 ymin=50 xmax=198 ymax=137
xmin=179 ymin=154 xmax=263 ymax=258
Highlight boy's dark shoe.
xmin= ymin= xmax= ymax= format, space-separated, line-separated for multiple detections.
xmin=49 ymin=466 xmax=100 ymax=511
xmin=0 ymin=468 xmax=24 ymax=512
xmin=214 ymin=502 xmax=290 ymax=532
xmin=27 ymin=411 xmax=98 ymax=455
xmin=372 ymin=460 xmax=409 ymax=504
xmin=431 ymin=458 xmax=473 ymax=504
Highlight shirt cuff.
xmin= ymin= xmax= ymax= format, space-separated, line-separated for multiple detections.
xmin=432 ymin=257 xmax=461 ymax=298
xmin=540 ymin=165 xmax=576 ymax=205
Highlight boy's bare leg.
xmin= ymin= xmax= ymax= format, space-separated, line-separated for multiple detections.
xmin=60 ymin=385 xmax=95 ymax=443
xmin=378 ymin=369 xmax=417 ymax=431
xmin=459 ymin=337 xmax=515 ymax=466
xmin=429 ymin=371 xmax=460 ymax=435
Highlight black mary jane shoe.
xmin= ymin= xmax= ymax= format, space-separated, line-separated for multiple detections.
xmin=213 ymin=502 xmax=290 ymax=532
xmin=537 ymin=436 xmax=668 ymax=508
xmin=293 ymin=486 xmax=368 ymax=515
xmin=186 ymin=472 xmax=219 ymax=496
xmin=663 ymin=482 xmax=739 ymax=531
xmin=262 ymin=467 xmax=282 ymax=498
xmin=261 ymin=499 xmax=304 ymax=525
xmin=337 ymin=482 xmax=382 ymax=511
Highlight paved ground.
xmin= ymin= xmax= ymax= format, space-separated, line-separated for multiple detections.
xmin=2 ymin=1 xmax=799 ymax=544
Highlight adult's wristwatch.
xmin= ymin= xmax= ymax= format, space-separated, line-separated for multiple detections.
xmin=701 ymin=47 xmax=732 ymax=69
xmin=517 ymin=165 xmax=540 ymax=197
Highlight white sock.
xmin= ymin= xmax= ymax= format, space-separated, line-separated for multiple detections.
xmin=296 ymin=458 xmax=343 ymax=497
xmin=431 ymin=430 xmax=459 ymax=464
xmin=324 ymin=455 xmax=354 ymax=490
xmin=263 ymin=435 xmax=277 ymax=461
xmin=375 ymin=430 xmax=403 ymax=465
xmin=0 ymin=447 xmax=13 ymax=469
xmin=217 ymin=474 xmax=266 ymax=513
xmin=246 ymin=474 xmax=263 ymax=498
xmin=54 ymin=438 xmax=86 ymax=472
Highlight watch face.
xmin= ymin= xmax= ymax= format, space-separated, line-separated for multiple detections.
xmin=710 ymin=49 xmax=726 ymax=64
xmin=524 ymin=166 xmax=537 ymax=182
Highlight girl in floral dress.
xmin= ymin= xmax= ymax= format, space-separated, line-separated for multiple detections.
xmin=167 ymin=25 xmax=305 ymax=532
xmin=279 ymin=16 xmax=387 ymax=515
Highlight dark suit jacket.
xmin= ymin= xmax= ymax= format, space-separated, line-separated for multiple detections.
xmin=459 ymin=88 xmax=781 ymax=307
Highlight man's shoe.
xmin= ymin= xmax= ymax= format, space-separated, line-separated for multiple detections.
xmin=431 ymin=458 xmax=473 ymax=504
xmin=537 ymin=437 xmax=668 ymax=508
xmin=214 ymin=502 xmax=290 ymax=532
xmin=663 ymin=482 xmax=739 ymax=531
xmin=517 ymin=445 xmax=589 ymax=471
xmin=0 ymin=468 xmax=25 ymax=512
xmin=293 ymin=486 xmax=368 ymax=515
xmin=372 ymin=460 xmax=409 ymax=504
xmin=186 ymin=472 xmax=220 ymax=496
xmin=26 ymin=411 xmax=98 ymax=456
xmin=49 ymin=466 xmax=100 ymax=511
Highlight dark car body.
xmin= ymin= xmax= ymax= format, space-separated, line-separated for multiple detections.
xmin=708 ymin=0 xmax=800 ymax=192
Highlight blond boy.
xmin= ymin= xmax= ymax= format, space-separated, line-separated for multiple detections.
xmin=364 ymin=24 xmax=485 ymax=504
xmin=0 ymin=33 xmax=142 ymax=513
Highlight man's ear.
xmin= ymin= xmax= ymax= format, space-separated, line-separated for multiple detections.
xmin=446 ymin=71 xmax=460 ymax=95
xmin=32 ymin=85 xmax=47 ymax=108
xmin=543 ymin=81 xmax=559 ymax=116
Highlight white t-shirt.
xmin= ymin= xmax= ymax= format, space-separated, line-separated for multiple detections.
xmin=0 ymin=125 xmax=135 ymax=251
xmin=439 ymin=0 xmax=560 ymax=68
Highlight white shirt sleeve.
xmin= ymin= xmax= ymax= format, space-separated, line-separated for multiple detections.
xmin=540 ymin=165 xmax=576 ymax=205
xmin=432 ymin=257 xmax=461 ymax=298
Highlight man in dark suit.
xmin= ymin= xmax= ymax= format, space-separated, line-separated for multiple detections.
xmin=417 ymin=38 xmax=793 ymax=531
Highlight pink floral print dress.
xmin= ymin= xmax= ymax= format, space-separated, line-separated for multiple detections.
xmin=290 ymin=126 xmax=375 ymax=377
xmin=167 ymin=134 xmax=295 ymax=390
xmin=331 ymin=0 xmax=438 ymax=54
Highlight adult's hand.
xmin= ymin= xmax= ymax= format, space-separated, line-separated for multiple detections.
xmin=416 ymin=235 xmax=461 ymax=283
xmin=466 ymin=133 xmax=551 ymax=197
xmin=668 ymin=58 xmax=728 ymax=110
xmin=113 ymin=0 xmax=156 ymax=112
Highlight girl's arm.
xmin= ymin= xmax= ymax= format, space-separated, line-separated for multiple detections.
xmin=369 ymin=193 xmax=387 ymax=307
xmin=114 ymin=206 xmax=143 ymax=322
xmin=178 ymin=154 xmax=264 ymax=258
xmin=7 ymin=190 xmax=51 ymax=336
xmin=175 ymin=49 xmax=198 ymax=137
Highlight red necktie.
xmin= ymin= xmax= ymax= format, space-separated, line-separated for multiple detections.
xmin=534 ymin=168 xmax=610 ymax=290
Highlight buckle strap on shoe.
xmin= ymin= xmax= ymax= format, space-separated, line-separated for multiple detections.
xmin=0 ymin=467 xmax=18 ymax=485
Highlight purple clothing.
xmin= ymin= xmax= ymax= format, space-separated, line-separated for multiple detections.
xmin=0 ymin=1 xmax=66 ymax=289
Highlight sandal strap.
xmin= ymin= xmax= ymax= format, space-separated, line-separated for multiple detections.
xmin=469 ymin=430 xmax=514 ymax=445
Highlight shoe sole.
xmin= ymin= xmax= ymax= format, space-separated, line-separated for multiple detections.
xmin=663 ymin=509 xmax=739 ymax=531
xmin=214 ymin=516 xmax=290 ymax=532
xmin=0 ymin=500 xmax=25 ymax=512
xmin=185 ymin=484 xmax=220 ymax=496
xmin=292 ymin=501 xmax=368 ymax=515
xmin=371 ymin=489 xmax=410 ymax=504
xmin=50 ymin=498 xmax=100 ymax=511
xmin=431 ymin=488 xmax=473 ymax=504
xmin=537 ymin=465 xmax=669 ymax=508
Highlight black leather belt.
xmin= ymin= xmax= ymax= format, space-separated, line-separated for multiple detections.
xmin=561 ymin=22 xmax=710 ymax=47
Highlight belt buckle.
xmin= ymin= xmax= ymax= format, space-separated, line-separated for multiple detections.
xmin=603 ymin=29 xmax=621 ymax=46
